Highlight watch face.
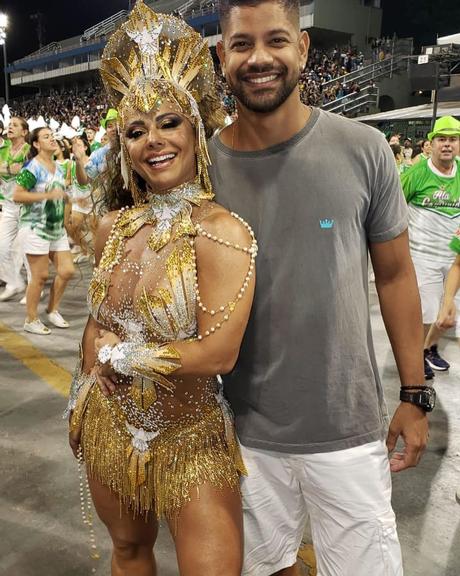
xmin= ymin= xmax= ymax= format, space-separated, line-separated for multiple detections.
xmin=400 ymin=388 xmax=436 ymax=412
xmin=423 ymin=388 xmax=436 ymax=412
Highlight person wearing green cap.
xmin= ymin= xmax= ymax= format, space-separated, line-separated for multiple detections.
xmin=401 ymin=115 xmax=460 ymax=379
xmin=73 ymin=108 xmax=119 ymax=188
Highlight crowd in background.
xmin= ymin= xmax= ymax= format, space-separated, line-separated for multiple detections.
xmin=371 ymin=36 xmax=395 ymax=62
xmin=10 ymin=44 xmax=373 ymax=123
xmin=11 ymin=87 xmax=109 ymax=128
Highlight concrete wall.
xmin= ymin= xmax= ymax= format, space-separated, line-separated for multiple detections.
xmin=377 ymin=74 xmax=412 ymax=111
xmin=11 ymin=60 xmax=101 ymax=87
xmin=377 ymin=70 xmax=431 ymax=113
xmin=313 ymin=0 xmax=382 ymax=50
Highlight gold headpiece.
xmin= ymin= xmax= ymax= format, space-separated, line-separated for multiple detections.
xmin=100 ymin=0 xmax=226 ymax=201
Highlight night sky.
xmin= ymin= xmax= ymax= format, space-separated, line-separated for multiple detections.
xmin=0 ymin=0 xmax=459 ymax=93
xmin=2 ymin=0 xmax=129 ymax=62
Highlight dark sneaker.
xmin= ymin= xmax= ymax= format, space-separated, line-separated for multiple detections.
xmin=424 ymin=356 xmax=435 ymax=380
xmin=425 ymin=345 xmax=450 ymax=371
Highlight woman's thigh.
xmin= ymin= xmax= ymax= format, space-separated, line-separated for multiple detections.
xmin=170 ymin=483 xmax=243 ymax=576
xmin=26 ymin=253 xmax=49 ymax=279
xmin=88 ymin=476 xmax=159 ymax=551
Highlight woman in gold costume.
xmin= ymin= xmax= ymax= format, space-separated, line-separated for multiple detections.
xmin=66 ymin=3 xmax=257 ymax=574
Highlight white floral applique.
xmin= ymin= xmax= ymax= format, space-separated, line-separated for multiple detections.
xmin=126 ymin=23 xmax=163 ymax=57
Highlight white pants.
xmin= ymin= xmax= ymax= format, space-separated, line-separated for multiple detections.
xmin=240 ymin=440 xmax=403 ymax=576
xmin=0 ymin=202 xmax=25 ymax=289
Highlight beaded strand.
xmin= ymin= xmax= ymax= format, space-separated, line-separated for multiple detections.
xmin=78 ymin=445 xmax=100 ymax=572
xmin=193 ymin=213 xmax=257 ymax=341
xmin=98 ymin=206 xmax=130 ymax=273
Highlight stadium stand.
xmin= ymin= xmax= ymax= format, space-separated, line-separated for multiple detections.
xmin=5 ymin=0 xmax=416 ymax=121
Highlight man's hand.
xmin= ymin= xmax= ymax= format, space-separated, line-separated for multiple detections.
xmin=386 ymin=402 xmax=428 ymax=473
xmin=436 ymin=300 xmax=457 ymax=330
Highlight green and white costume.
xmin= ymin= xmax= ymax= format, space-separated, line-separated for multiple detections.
xmin=402 ymin=158 xmax=460 ymax=262
xmin=16 ymin=158 xmax=67 ymax=241
xmin=0 ymin=140 xmax=30 ymax=202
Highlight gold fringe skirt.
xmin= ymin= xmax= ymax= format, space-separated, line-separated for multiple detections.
xmin=79 ymin=386 xmax=246 ymax=521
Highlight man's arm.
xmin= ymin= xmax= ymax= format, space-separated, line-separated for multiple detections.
xmin=369 ymin=229 xmax=428 ymax=473
xmin=437 ymin=254 xmax=460 ymax=330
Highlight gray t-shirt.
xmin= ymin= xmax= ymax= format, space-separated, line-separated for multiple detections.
xmin=208 ymin=108 xmax=408 ymax=454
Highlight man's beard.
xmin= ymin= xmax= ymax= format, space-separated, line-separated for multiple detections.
xmin=227 ymin=66 xmax=300 ymax=113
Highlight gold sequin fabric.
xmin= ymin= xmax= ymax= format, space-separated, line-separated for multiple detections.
xmin=81 ymin=193 xmax=245 ymax=520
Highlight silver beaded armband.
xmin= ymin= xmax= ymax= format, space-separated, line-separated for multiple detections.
xmin=109 ymin=342 xmax=137 ymax=376
xmin=100 ymin=341 xmax=181 ymax=382
xmin=63 ymin=356 xmax=97 ymax=419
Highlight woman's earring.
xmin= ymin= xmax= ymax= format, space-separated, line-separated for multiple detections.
xmin=129 ymin=171 xmax=148 ymax=205
xmin=120 ymin=143 xmax=130 ymax=189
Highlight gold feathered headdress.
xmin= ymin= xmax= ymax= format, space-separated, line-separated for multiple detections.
xmin=100 ymin=0 xmax=225 ymax=198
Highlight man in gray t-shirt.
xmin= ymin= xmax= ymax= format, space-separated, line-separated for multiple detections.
xmin=210 ymin=107 xmax=408 ymax=453
xmin=212 ymin=1 xmax=428 ymax=575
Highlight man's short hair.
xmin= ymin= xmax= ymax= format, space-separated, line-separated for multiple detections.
xmin=219 ymin=0 xmax=300 ymax=30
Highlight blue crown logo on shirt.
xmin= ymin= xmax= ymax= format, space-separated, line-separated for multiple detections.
xmin=319 ymin=219 xmax=335 ymax=230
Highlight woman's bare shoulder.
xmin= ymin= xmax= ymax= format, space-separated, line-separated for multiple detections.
xmin=198 ymin=203 xmax=253 ymax=247
xmin=97 ymin=210 xmax=120 ymax=238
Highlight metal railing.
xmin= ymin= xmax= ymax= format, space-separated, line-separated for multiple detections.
xmin=11 ymin=11 xmax=128 ymax=68
xmin=146 ymin=0 xmax=188 ymax=15
xmin=180 ymin=0 xmax=314 ymax=17
xmin=14 ymin=42 xmax=62 ymax=65
xmin=182 ymin=1 xmax=218 ymax=18
xmin=321 ymin=55 xmax=408 ymax=92
xmin=81 ymin=10 xmax=128 ymax=41
xmin=321 ymin=86 xmax=379 ymax=115
xmin=10 ymin=38 xmax=105 ymax=69
xmin=178 ymin=0 xmax=199 ymax=16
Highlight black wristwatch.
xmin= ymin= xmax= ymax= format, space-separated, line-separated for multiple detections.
xmin=400 ymin=387 xmax=436 ymax=412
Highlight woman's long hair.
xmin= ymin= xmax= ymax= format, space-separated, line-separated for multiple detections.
xmin=98 ymin=136 xmax=134 ymax=212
